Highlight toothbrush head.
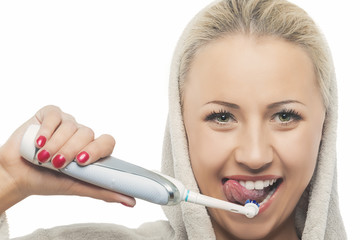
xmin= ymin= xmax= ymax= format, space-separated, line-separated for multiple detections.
xmin=244 ymin=199 xmax=260 ymax=218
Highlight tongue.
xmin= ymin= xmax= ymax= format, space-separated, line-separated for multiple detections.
xmin=223 ymin=180 xmax=269 ymax=205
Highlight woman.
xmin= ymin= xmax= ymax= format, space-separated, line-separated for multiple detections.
xmin=0 ymin=0 xmax=346 ymax=239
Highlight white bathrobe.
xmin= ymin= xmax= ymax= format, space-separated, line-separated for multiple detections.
xmin=0 ymin=1 xmax=346 ymax=239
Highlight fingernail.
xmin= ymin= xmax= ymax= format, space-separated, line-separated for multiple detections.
xmin=76 ymin=151 xmax=89 ymax=164
xmin=121 ymin=202 xmax=134 ymax=208
xmin=36 ymin=136 xmax=47 ymax=148
xmin=52 ymin=154 xmax=66 ymax=169
xmin=37 ymin=149 xmax=50 ymax=163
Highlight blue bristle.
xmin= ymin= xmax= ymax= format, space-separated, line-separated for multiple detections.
xmin=245 ymin=199 xmax=260 ymax=207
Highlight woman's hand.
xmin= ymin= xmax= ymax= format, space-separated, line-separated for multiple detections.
xmin=0 ymin=105 xmax=136 ymax=213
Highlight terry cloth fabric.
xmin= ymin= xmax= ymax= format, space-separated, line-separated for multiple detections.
xmin=1 ymin=0 xmax=346 ymax=239
xmin=0 ymin=213 xmax=9 ymax=238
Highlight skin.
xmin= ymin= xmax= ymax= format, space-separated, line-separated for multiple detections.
xmin=182 ymin=34 xmax=326 ymax=239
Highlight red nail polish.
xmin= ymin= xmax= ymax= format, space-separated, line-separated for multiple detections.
xmin=76 ymin=151 xmax=89 ymax=164
xmin=52 ymin=154 xmax=66 ymax=169
xmin=37 ymin=149 xmax=50 ymax=163
xmin=121 ymin=202 xmax=133 ymax=208
xmin=36 ymin=136 xmax=47 ymax=148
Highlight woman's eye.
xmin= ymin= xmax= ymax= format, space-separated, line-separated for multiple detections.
xmin=272 ymin=109 xmax=302 ymax=125
xmin=278 ymin=113 xmax=292 ymax=122
xmin=205 ymin=110 xmax=236 ymax=125
xmin=216 ymin=113 xmax=231 ymax=122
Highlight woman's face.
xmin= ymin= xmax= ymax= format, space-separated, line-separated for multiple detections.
xmin=183 ymin=34 xmax=325 ymax=239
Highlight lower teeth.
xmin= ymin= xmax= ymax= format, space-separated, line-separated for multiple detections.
xmin=259 ymin=188 xmax=276 ymax=206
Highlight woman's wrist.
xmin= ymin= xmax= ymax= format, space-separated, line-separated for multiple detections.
xmin=0 ymin=152 xmax=26 ymax=213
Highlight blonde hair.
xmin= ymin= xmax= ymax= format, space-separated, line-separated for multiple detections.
xmin=179 ymin=0 xmax=334 ymax=109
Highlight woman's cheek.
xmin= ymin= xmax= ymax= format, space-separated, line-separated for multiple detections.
xmin=188 ymin=127 xmax=234 ymax=184
xmin=195 ymin=129 xmax=232 ymax=167
xmin=273 ymin=127 xmax=318 ymax=180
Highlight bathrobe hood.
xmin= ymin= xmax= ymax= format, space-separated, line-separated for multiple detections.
xmin=160 ymin=1 xmax=346 ymax=239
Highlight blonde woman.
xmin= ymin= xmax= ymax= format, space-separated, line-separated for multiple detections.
xmin=0 ymin=0 xmax=346 ymax=239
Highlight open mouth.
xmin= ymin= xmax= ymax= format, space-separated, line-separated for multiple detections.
xmin=222 ymin=177 xmax=283 ymax=206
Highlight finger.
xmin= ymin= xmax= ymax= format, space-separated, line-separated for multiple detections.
xmin=76 ymin=134 xmax=116 ymax=165
xmin=51 ymin=126 xmax=95 ymax=169
xmin=34 ymin=105 xmax=63 ymax=148
xmin=36 ymin=120 xmax=78 ymax=164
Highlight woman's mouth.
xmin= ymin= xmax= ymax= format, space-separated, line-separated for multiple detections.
xmin=222 ymin=176 xmax=283 ymax=207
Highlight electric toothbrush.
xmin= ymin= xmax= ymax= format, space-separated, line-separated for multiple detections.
xmin=20 ymin=124 xmax=259 ymax=218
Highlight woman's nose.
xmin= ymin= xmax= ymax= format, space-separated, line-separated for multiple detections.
xmin=234 ymin=125 xmax=273 ymax=172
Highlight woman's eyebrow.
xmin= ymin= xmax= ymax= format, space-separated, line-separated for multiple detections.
xmin=204 ymin=100 xmax=304 ymax=110
xmin=205 ymin=100 xmax=240 ymax=109
xmin=267 ymin=100 xmax=305 ymax=109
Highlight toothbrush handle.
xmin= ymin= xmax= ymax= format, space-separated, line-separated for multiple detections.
xmin=61 ymin=158 xmax=170 ymax=205
xmin=20 ymin=124 xmax=180 ymax=205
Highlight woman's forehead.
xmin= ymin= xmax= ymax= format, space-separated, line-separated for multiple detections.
xmin=183 ymin=34 xmax=321 ymax=108
xmin=188 ymin=36 xmax=315 ymax=89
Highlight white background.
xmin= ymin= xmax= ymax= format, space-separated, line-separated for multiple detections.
xmin=0 ymin=0 xmax=358 ymax=239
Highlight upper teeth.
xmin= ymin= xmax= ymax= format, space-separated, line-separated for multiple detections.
xmin=239 ymin=179 xmax=278 ymax=190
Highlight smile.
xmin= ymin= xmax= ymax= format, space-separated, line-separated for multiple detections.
xmin=222 ymin=176 xmax=283 ymax=208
